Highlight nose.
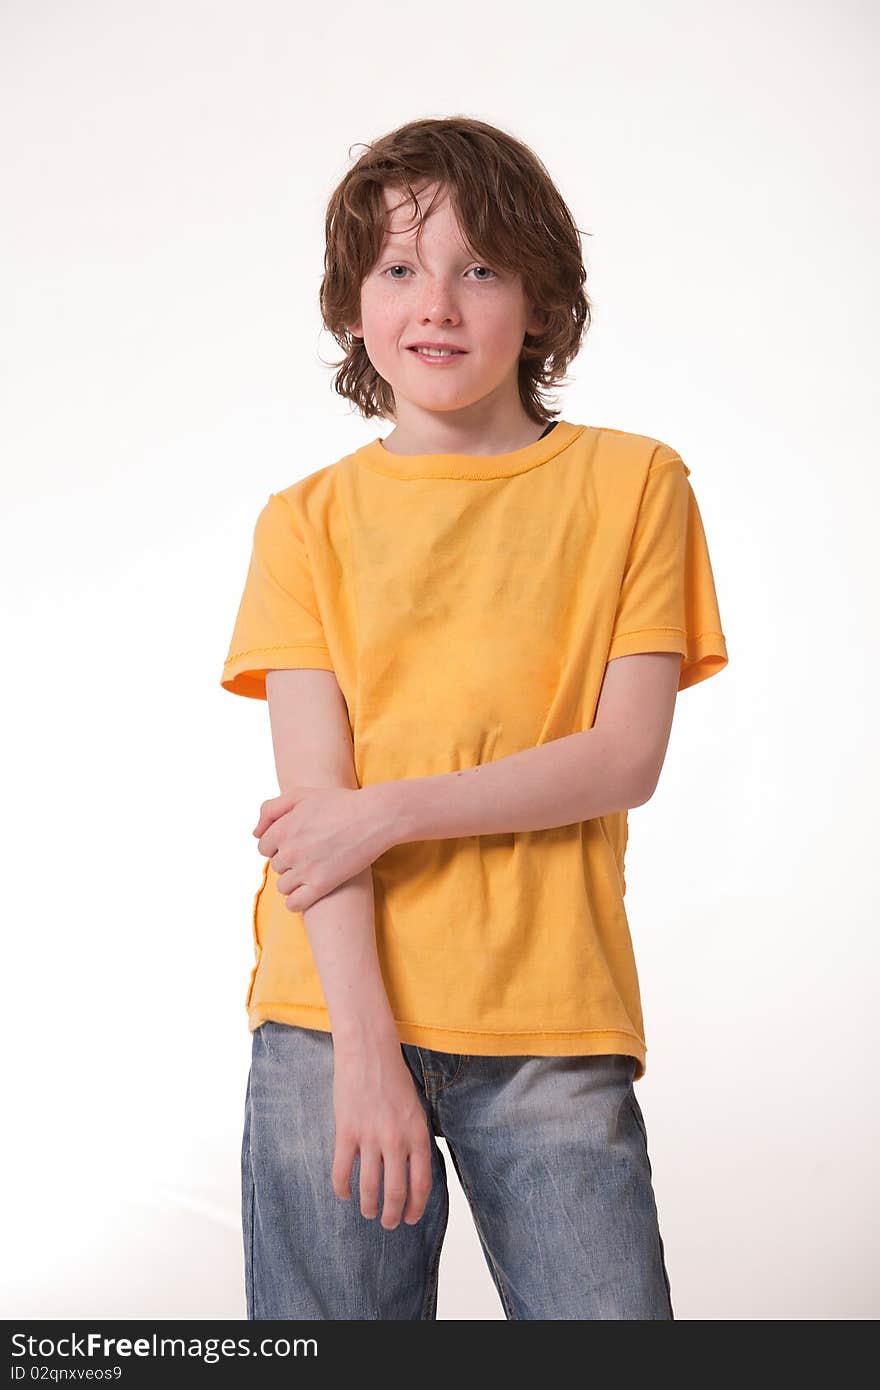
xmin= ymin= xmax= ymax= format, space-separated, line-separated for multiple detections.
xmin=416 ymin=277 xmax=461 ymax=324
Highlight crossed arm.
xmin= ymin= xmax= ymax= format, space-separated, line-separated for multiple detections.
xmin=263 ymin=653 xmax=681 ymax=1050
xmin=373 ymin=650 xmax=681 ymax=843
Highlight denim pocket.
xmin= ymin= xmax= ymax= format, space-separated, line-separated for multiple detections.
xmin=627 ymin=1087 xmax=649 ymax=1149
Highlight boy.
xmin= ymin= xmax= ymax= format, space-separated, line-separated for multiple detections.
xmin=221 ymin=116 xmax=728 ymax=1320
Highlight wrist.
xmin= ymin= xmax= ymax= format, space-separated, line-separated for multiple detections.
xmin=361 ymin=778 xmax=420 ymax=851
xmin=332 ymin=1006 xmax=401 ymax=1057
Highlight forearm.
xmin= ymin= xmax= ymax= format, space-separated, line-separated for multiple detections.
xmin=266 ymin=669 xmax=398 ymax=1053
xmin=300 ymin=868 xmax=399 ymax=1053
xmin=370 ymin=726 xmax=646 ymax=845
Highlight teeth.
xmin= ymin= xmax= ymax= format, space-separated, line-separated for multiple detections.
xmin=414 ymin=347 xmax=456 ymax=356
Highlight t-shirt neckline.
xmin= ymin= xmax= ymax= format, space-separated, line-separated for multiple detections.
xmin=353 ymin=420 xmax=587 ymax=480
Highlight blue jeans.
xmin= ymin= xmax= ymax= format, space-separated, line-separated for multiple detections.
xmin=242 ymin=1021 xmax=674 ymax=1320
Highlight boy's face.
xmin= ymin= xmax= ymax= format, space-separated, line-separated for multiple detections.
xmin=349 ymin=182 xmax=545 ymax=423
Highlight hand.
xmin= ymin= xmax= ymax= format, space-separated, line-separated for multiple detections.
xmin=253 ymin=786 xmax=392 ymax=912
xmin=331 ymin=1038 xmax=434 ymax=1229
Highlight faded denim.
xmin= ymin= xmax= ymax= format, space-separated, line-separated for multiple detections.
xmin=242 ymin=1020 xmax=674 ymax=1320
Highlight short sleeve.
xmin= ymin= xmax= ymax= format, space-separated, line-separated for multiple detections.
xmin=220 ymin=492 xmax=335 ymax=700
xmin=607 ymin=450 xmax=729 ymax=691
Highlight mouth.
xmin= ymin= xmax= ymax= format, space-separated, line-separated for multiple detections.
xmin=407 ymin=346 xmax=468 ymax=362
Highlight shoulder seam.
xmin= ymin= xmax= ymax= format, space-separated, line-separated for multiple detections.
xmin=648 ymin=446 xmax=690 ymax=477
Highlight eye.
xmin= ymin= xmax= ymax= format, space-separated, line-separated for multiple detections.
xmin=380 ymin=264 xmax=498 ymax=281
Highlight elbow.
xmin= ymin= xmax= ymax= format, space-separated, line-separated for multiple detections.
xmin=629 ymin=783 xmax=655 ymax=810
xmin=279 ymin=761 xmax=359 ymax=793
xmin=623 ymin=760 xmax=658 ymax=810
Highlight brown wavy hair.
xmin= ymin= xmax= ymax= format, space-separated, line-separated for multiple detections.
xmin=319 ymin=115 xmax=592 ymax=425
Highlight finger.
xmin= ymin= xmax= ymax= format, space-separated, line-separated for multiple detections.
xmin=274 ymin=868 xmax=302 ymax=895
xmin=252 ymin=794 xmax=295 ymax=838
xmin=254 ymin=811 xmax=285 ymax=839
xmin=252 ymin=804 xmax=280 ymax=838
xmin=380 ymin=1147 xmax=409 ymax=1230
xmin=331 ymin=1135 xmax=357 ymax=1202
xmin=357 ymin=1145 xmax=382 ymax=1220
xmin=284 ymin=885 xmax=318 ymax=913
xmin=403 ymin=1139 xmax=434 ymax=1225
xmin=255 ymin=830 xmax=278 ymax=859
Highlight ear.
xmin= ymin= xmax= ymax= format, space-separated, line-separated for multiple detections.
xmin=348 ymin=318 xmax=363 ymax=338
xmin=525 ymin=301 xmax=549 ymax=339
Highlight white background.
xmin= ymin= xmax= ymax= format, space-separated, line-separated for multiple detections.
xmin=3 ymin=0 xmax=877 ymax=1320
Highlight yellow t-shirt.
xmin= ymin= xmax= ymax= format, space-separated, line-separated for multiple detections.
xmin=221 ymin=420 xmax=728 ymax=1078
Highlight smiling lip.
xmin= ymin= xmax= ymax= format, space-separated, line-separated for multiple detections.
xmin=407 ymin=344 xmax=468 ymax=365
xmin=408 ymin=350 xmax=467 ymax=367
